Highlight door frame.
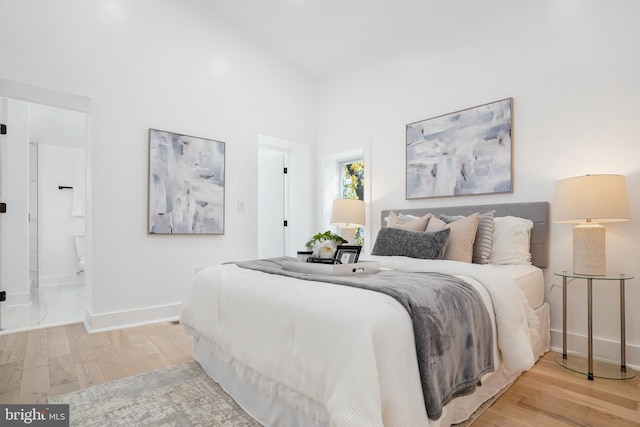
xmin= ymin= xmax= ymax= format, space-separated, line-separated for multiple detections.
xmin=0 ymin=78 xmax=91 ymax=331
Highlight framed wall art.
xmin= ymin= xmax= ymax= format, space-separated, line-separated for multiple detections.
xmin=406 ymin=98 xmax=513 ymax=199
xmin=148 ymin=129 xmax=225 ymax=234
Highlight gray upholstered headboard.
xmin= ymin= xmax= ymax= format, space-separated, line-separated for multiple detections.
xmin=380 ymin=202 xmax=550 ymax=268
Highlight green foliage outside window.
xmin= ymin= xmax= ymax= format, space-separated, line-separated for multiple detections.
xmin=342 ymin=161 xmax=364 ymax=246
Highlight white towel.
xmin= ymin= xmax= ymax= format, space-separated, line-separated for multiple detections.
xmin=72 ymin=183 xmax=85 ymax=217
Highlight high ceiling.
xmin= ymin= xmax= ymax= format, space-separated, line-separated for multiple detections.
xmin=201 ymin=0 xmax=449 ymax=79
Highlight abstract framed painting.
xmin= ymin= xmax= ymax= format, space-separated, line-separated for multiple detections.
xmin=406 ymin=98 xmax=513 ymax=199
xmin=148 ymin=129 xmax=225 ymax=234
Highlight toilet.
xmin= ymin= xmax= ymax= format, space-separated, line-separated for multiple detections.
xmin=74 ymin=233 xmax=85 ymax=273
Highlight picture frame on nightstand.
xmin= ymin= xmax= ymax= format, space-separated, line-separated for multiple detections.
xmin=334 ymin=246 xmax=361 ymax=264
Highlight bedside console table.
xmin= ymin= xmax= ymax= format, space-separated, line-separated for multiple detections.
xmin=554 ymin=271 xmax=636 ymax=380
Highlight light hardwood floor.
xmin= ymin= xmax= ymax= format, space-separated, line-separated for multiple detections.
xmin=0 ymin=322 xmax=193 ymax=404
xmin=1 ymin=322 xmax=639 ymax=426
xmin=475 ymin=352 xmax=640 ymax=426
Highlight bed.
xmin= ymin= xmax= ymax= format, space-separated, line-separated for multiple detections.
xmin=180 ymin=201 xmax=551 ymax=426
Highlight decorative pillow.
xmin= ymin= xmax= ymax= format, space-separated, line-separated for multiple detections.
xmin=427 ymin=213 xmax=480 ymax=263
xmin=441 ymin=211 xmax=496 ymax=264
xmin=371 ymin=227 xmax=450 ymax=260
xmin=490 ymin=216 xmax=534 ymax=265
xmin=438 ymin=214 xmax=464 ymax=222
xmin=387 ymin=211 xmax=431 ymax=231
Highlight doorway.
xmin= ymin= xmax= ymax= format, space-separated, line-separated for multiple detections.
xmin=258 ymin=135 xmax=311 ymax=258
xmin=258 ymin=147 xmax=288 ymax=258
xmin=0 ymin=96 xmax=87 ymax=332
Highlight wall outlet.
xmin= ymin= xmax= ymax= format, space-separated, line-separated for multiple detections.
xmin=238 ymin=200 xmax=245 ymax=213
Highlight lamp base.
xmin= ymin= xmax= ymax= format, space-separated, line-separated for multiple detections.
xmin=573 ymin=223 xmax=606 ymax=275
xmin=339 ymin=227 xmax=356 ymax=245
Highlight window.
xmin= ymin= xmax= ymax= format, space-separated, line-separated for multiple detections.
xmin=340 ymin=159 xmax=364 ymax=246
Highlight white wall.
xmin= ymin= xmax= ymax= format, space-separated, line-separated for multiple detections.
xmin=30 ymin=103 xmax=86 ymax=149
xmin=316 ymin=0 xmax=640 ymax=366
xmin=0 ymin=0 xmax=315 ymax=330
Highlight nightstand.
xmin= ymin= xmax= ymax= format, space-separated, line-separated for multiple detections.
xmin=554 ymin=271 xmax=636 ymax=380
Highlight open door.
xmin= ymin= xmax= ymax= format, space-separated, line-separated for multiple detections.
xmin=0 ymin=98 xmax=6 ymax=330
xmin=258 ymin=147 xmax=288 ymax=258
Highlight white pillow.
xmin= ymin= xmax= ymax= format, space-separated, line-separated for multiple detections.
xmin=387 ymin=211 xmax=431 ymax=231
xmin=490 ymin=216 xmax=533 ymax=265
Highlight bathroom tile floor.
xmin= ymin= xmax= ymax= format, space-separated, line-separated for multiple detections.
xmin=1 ymin=282 xmax=84 ymax=333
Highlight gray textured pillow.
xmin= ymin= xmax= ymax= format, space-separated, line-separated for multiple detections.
xmin=440 ymin=211 xmax=495 ymax=264
xmin=371 ymin=227 xmax=450 ymax=259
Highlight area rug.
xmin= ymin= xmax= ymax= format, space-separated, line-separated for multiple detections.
xmin=49 ymin=361 xmax=261 ymax=426
xmin=50 ymin=361 xmax=507 ymax=426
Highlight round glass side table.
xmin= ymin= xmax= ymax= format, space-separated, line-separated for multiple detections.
xmin=554 ymin=271 xmax=636 ymax=380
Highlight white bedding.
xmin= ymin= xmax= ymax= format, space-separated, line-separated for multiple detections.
xmin=180 ymin=257 xmax=541 ymax=426
xmin=492 ymin=264 xmax=545 ymax=309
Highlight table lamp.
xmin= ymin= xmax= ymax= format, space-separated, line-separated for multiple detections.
xmin=330 ymin=198 xmax=365 ymax=245
xmin=553 ymin=174 xmax=630 ymax=275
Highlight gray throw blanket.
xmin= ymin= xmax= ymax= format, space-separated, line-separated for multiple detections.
xmin=229 ymin=257 xmax=494 ymax=420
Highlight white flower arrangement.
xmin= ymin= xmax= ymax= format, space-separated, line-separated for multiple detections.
xmin=311 ymin=239 xmax=338 ymax=259
xmin=305 ymin=231 xmax=347 ymax=259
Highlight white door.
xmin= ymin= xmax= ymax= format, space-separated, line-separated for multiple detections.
xmin=0 ymin=98 xmax=32 ymax=330
xmin=258 ymin=148 xmax=287 ymax=258
xmin=0 ymin=98 xmax=6 ymax=329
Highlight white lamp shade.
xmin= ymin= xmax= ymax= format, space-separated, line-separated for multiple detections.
xmin=553 ymin=174 xmax=630 ymax=275
xmin=330 ymin=199 xmax=365 ymax=227
xmin=553 ymin=174 xmax=630 ymax=224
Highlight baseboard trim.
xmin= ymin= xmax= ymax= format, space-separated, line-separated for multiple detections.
xmin=6 ymin=292 xmax=32 ymax=307
xmin=550 ymin=328 xmax=640 ymax=370
xmin=39 ymin=274 xmax=83 ymax=287
xmin=85 ymin=303 xmax=182 ymax=333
